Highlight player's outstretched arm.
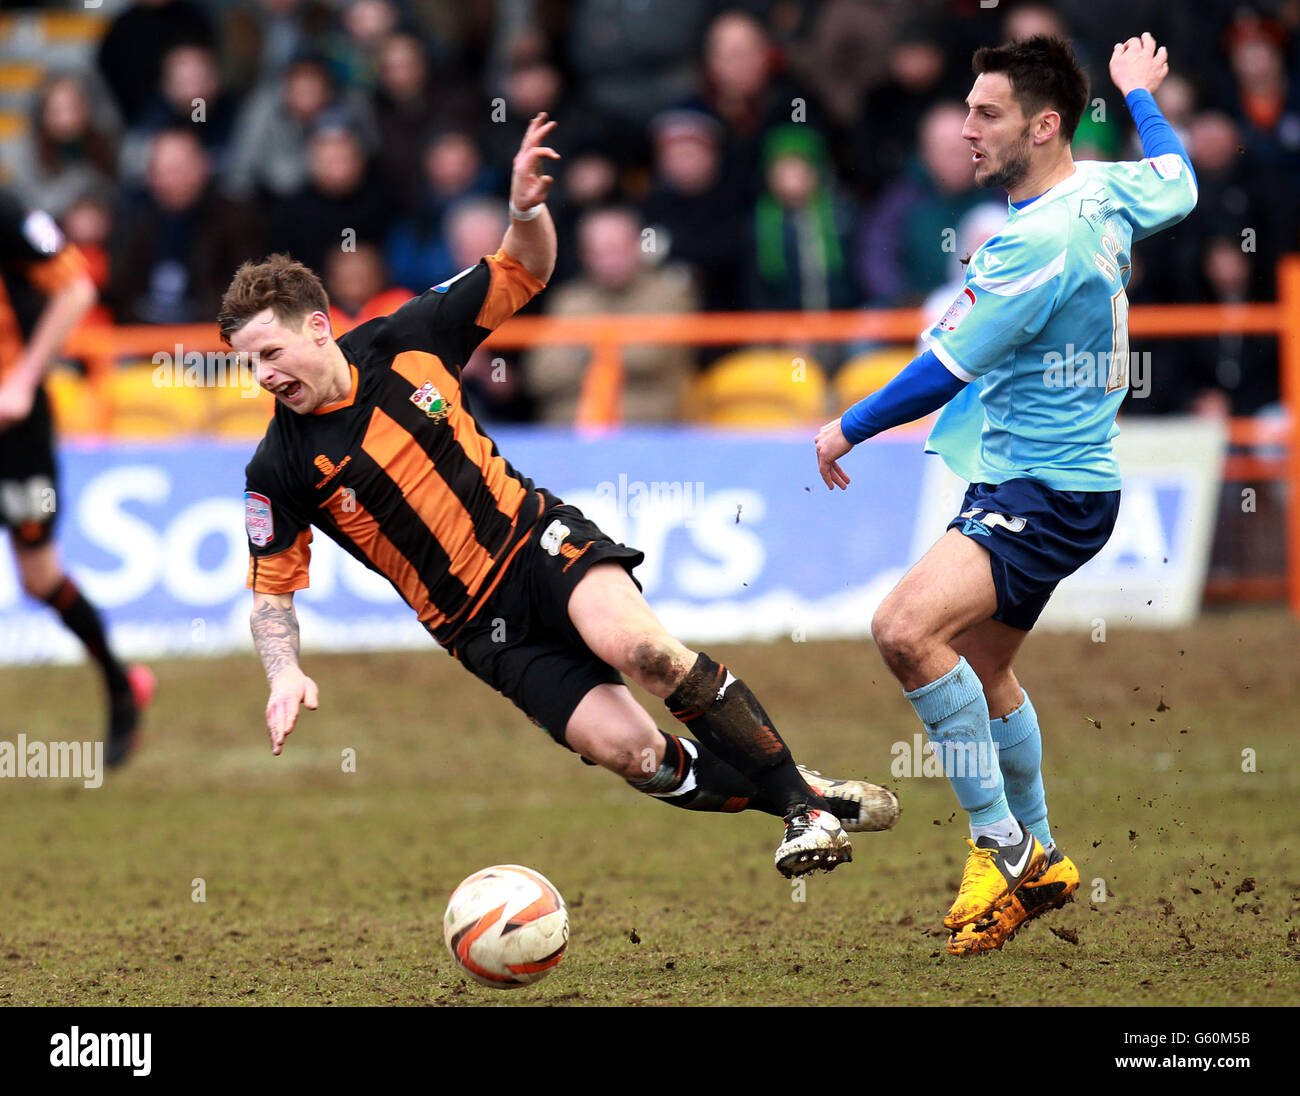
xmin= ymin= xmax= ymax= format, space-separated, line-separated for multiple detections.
xmin=0 ymin=269 xmax=95 ymax=428
xmin=502 ymin=111 xmax=560 ymax=284
xmin=814 ymin=348 xmax=968 ymax=490
xmin=251 ymin=591 xmax=319 ymax=755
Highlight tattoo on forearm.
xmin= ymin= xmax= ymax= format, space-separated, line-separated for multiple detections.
xmin=251 ymin=600 xmax=300 ymax=680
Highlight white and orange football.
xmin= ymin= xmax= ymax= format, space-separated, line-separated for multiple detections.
xmin=442 ymin=865 xmax=569 ymax=989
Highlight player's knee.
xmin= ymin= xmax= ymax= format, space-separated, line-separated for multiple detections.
xmin=871 ymin=607 xmax=926 ymax=672
xmin=20 ymin=569 xmax=59 ymax=602
xmin=580 ymin=732 xmax=650 ymax=779
xmin=627 ymin=636 xmax=683 ymax=691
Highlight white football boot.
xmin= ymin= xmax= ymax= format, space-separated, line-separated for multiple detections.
xmin=775 ymin=807 xmax=853 ymax=877
xmin=797 ymin=765 xmax=901 ymax=832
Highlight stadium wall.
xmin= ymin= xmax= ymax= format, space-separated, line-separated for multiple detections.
xmin=0 ymin=422 xmax=1225 ymax=664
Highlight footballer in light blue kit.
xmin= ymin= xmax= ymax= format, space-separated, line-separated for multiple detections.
xmin=815 ymin=33 xmax=1197 ymax=953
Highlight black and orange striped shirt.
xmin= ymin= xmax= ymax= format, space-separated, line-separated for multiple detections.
xmin=0 ymin=189 xmax=89 ymax=383
xmin=245 ymin=247 xmax=554 ymax=645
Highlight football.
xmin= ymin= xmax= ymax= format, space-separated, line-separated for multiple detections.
xmin=443 ymin=865 xmax=569 ymax=989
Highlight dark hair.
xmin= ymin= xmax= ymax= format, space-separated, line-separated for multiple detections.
xmin=218 ymin=254 xmax=329 ymax=345
xmin=972 ymin=34 xmax=1089 ymax=142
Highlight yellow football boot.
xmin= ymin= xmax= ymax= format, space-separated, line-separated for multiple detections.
xmin=943 ymin=828 xmax=1046 ymax=931
xmin=947 ymin=845 xmax=1079 ymax=955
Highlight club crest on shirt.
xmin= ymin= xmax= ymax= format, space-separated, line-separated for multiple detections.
xmin=410 ymin=381 xmax=447 ymax=421
xmin=245 ymin=491 xmax=273 ymax=547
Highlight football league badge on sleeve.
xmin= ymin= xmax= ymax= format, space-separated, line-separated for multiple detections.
xmin=245 ymin=491 xmax=274 ymax=547
xmin=410 ymin=381 xmax=448 ymax=422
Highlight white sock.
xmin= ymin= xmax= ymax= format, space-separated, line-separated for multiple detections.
xmin=971 ymin=814 xmax=1023 ymax=846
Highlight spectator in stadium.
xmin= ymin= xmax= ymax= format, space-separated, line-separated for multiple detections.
xmin=60 ymin=191 xmax=117 ymax=327
xmin=323 ymin=243 xmax=411 ymax=335
xmin=789 ymin=0 xmax=898 ymax=133
xmin=119 ymin=44 xmax=240 ymax=184
xmin=686 ymin=9 xmax=824 ymax=204
xmin=1223 ymin=16 xmax=1300 ymax=185
xmin=220 ymin=0 xmax=336 ymax=95
xmin=13 ymin=74 xmax=119 ymax=220
xmin=108 ymin=129 xmax=263 ymax=324
xmin=544 ymin=144 xmax=625 ymax=288
xmin=744 ymin=124 xmax=860 ymax=313
xmin=445 ymin=198 xmax=533 ymax=424
xmin=642 ymin=108 xmax=747 ymax=312
xmin=526 ymin=205 xmax=697 ymax=425
xmin=1169 ymin=112 xmax=1293 ymax=300
xmin=1002 ymin=3 xmax=1073 ymax=48
xmin=849 ymin=26 xmax=961 ymax=198
xmin=269 ymin=122 xmax=392 ymax=276
xmin=857 ymin=100 xmax=990 ymax=305
xmin=565 ymin=0 xmax=708 ymax=147
xmin=96 ymin=0 xmax=215 ymax=128
xmin=385 ymin=128 xmax=498 ymax=293
xmin=326 ymin=0 xmax=404 ymax=92
xmin=373 ymin=32 xmax=479 ymax=211
xmin=480 ymin=42 xmax=601 ymax=193
xmin=1185 ymin=233 xmax=1281 ymax=418
xmin=224 ymin=55 xmax=374 ymax=201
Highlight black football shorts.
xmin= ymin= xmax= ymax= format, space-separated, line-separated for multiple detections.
xmin=450 ymin=502 xmax=644 ymax=744
xmin=0 ymin=385 xmax=58 ymax=548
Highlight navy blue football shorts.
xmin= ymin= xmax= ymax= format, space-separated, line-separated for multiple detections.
xmin=947 ymin=478 xmax=1121 ymax=632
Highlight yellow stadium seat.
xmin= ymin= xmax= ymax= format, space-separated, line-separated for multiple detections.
xmin=692 ymin=350 xmax=828 ymax=428
xmin=105 ymin=364 xmax=207 ymax=439
xmin=204 ymin=380 xmax=274 ymax=439
xmin=833 ymin=347 xmax=915 ymax=408
xmin=45 ymin=367 xmax=105 ymax=438
xmin=0 ymin=62 xmax=43 ymax=94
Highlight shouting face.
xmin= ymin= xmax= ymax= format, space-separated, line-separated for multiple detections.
xmin=229 ymin=308 xmax=345 ymax=413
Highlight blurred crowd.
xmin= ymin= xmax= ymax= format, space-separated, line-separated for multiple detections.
xmin=10 ymin=0 xmax=1300 ymax=423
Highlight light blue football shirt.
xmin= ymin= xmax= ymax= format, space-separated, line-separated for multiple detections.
xmin=922 ymin=154 xmax=1198 ymax=491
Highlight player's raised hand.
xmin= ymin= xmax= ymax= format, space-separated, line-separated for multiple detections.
xmin=1110 ymin=32 xmax=1169 ymax=97
xmin=265 ymin=668 xmax=319 ymax=756
xmin=815 ymin=418 xmax=853 ymax=491
xmin=510 ymin=112 xmax=560 ymax=214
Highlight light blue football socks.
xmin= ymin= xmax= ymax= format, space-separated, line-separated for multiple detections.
xmin=905 ymin=657 xmax=1021 ymax=845
xmin=989 ymin=689 xmax=1052 ymax=848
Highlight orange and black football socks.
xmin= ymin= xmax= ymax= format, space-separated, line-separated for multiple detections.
xmin=628 ymin=730 xmax=754 ymax=813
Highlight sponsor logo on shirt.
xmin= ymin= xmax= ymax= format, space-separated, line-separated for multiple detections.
xmin=245 ymin=491 xmax=274 ymax=547
xmin=313 ymin=454 xmax=351 ymax=489
xmin=539 ymin=518 xmax=592 ymax=572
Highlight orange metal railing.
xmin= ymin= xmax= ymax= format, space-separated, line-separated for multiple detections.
xmin=63 ymin=254 xmax=1300 ymax=613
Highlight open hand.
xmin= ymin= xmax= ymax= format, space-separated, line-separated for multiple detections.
xmin=510 ymin=112 xmax=561 ymax=214
xmin=815 ymin=418 xmax=853 ymax=490
xmin=1110 ymin=33 xmax=1169 ymax=97
xmin=265 ymin=668 xmax=319 ymax=755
